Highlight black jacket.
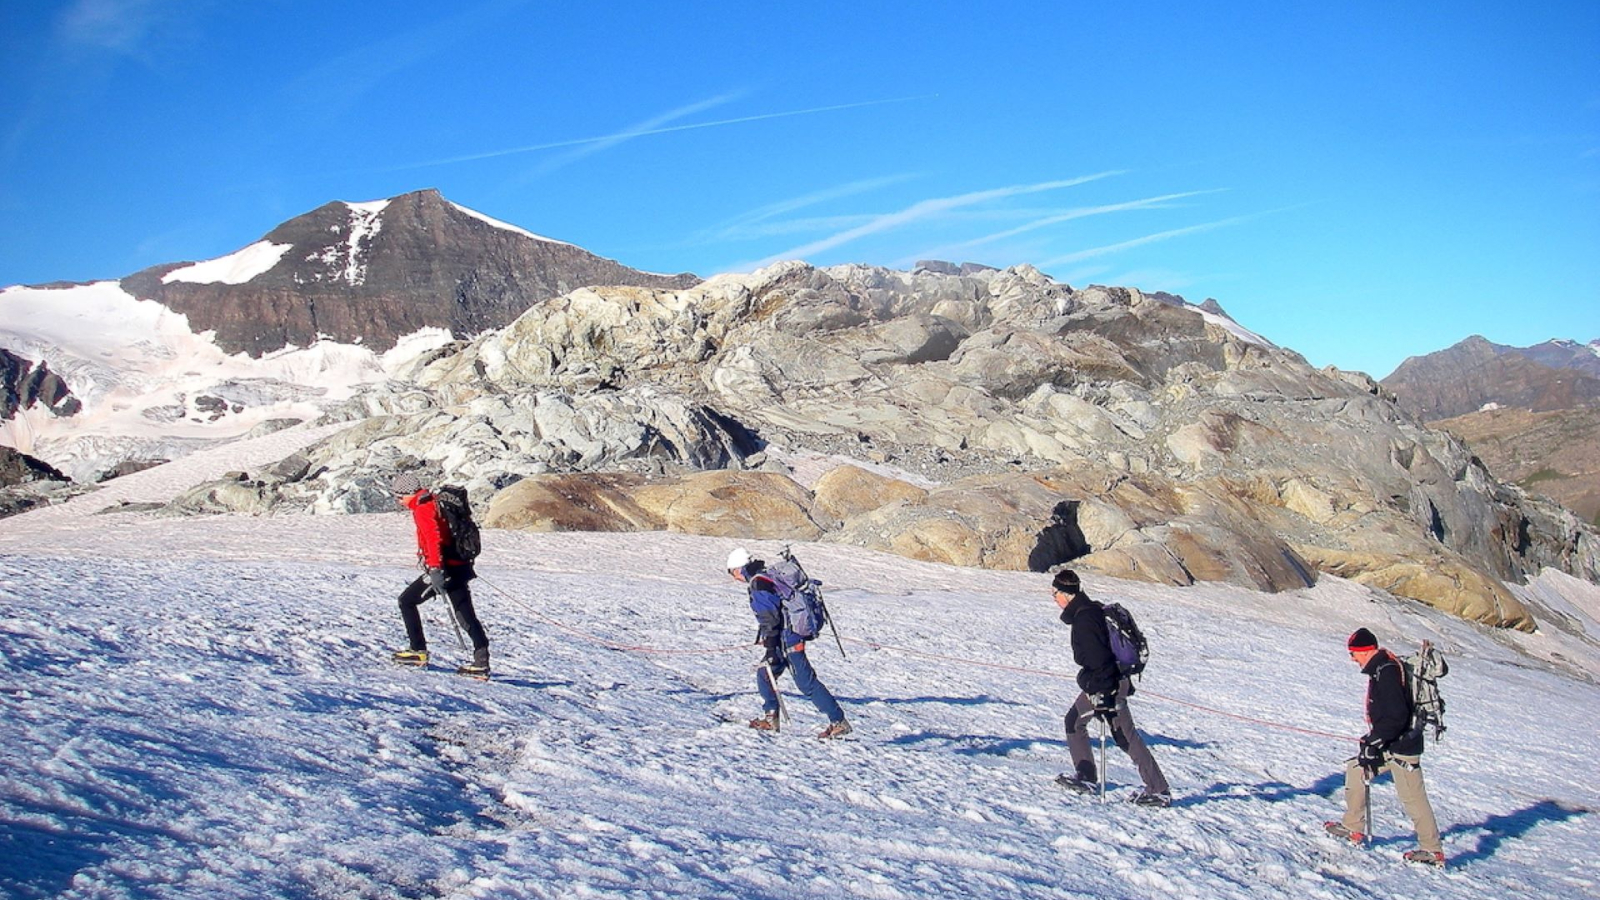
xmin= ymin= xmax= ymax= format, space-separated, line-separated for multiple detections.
xmin=1363 ymin=649 xmax=1422 ymax=756
xmin=1061 ymin=591 xmax=1120 ymax=696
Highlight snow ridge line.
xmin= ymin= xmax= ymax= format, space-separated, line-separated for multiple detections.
xmin=480 ymin=577 xmax=1357 ymax=744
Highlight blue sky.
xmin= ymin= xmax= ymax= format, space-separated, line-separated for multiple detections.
xmin=2 ymin=1 xmax=1596 ymax=379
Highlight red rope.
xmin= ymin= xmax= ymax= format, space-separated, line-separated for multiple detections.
xmin=839 ymin=635 xmax=1355 ymax=743
xmin=484 ymin=580 xmax=1355 ymax=743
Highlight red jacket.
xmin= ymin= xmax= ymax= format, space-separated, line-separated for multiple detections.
xmin=403 ymin=490 xmax=454 ymax=568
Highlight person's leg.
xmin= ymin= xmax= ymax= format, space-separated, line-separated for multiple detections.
xmin=1063 ymin=693 xmax=1096 ymax=782
xmin=1109 ymin=689 xmax=1170 ymax=795
xmin=1389 ymin=755 xmax=1443 ymax=853
xmin=398 ymin=576 xmax=430 ymax=651
xmin=786 ymin=649 xmax=844 ymax=723
xmin=445 ymin=580 xmax=489 ymax=666
xmin=1341 ymin=760 xmax=1370 ymax=833
xmin=755 ymin=664 xmax=781 ymax=715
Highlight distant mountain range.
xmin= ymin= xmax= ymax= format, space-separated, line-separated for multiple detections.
xmin=1382 ymin=336 xmax=1600 ymax=524
xmin=1382 ymin=335 xmax=1600 ymax=421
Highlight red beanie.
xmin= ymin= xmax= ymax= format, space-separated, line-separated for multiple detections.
xmin=1347 ymin=628 xmax=1378 ymax=652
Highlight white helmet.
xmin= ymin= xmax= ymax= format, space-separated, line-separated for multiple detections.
xmin=726 ymin=547 xmax=752 ymax=571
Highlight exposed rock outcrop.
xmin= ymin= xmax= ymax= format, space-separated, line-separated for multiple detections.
xmin=237 ymin=262 xmax=1600 ymax=629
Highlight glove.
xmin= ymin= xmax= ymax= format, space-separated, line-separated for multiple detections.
xmin=1090 ymin=691 xmax=1117 ymax=721
xmin=426 ymin=567 xmax=448 ymax=597
xmin=1357 ymin=737 xmax=1385 ymax=777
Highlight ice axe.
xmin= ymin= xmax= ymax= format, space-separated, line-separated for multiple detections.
xmin=428 ymin=567 xmax=468 ymax=649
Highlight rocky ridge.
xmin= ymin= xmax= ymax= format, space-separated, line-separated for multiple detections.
xmin=184 ymin=262 xmax=1599 ymax=630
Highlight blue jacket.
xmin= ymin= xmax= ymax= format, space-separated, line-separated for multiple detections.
xmin=743 ymin=566 xmax=798 ymax=651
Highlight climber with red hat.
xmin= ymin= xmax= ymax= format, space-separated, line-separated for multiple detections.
xmin=1324 ymin=627 xmax=1445 ymax=867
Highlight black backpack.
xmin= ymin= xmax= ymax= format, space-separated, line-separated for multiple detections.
xmin=1103 ymin=602 xmax=1149 ymax=677
xmin=433 ymin=485 xmax=482 ymax=563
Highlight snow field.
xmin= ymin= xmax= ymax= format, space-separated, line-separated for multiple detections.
xmin=0 ymin=429 xmax=1596 ymax=899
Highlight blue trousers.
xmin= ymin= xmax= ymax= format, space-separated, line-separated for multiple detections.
xmin=757 ymin=647 xmax=844 ymax=723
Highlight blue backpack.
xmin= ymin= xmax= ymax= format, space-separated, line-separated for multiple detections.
xmin=1103 ymin=602 xmax=1148 ymax=677
xmin=761 ymin=550 xmax=829 ymax=641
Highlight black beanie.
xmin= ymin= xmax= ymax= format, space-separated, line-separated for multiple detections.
xmin=1347 ymin=628 xmax=1378 ymax=652
xmin=1052 ymin=569 xmax=1081 ymax=594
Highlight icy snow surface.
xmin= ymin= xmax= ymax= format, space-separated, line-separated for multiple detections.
xmin=0 ymin=281 xmax=451 ymax=476
xmin=1 ymin=424 xmax=1598 ymax=899
xmin=161 ymin=241 xmax=292 ymax=285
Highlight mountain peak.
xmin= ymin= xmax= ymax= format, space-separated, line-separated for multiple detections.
xmin=114 ymin=192 xmax=699 ymax=357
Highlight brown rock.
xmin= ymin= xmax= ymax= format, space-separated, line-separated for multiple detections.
xmin=1294 ymin=545 xmax=1535 ymax=631
xmin=484 ymin=473 xmax=660 ymax=532
xmin=631 ymin=470 xmax=823 ymax=540
xmin=812 ymin=464 xmax=929 ymax=522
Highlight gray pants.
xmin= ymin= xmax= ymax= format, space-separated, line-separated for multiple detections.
xmin=1342 ymin=753 xmax=1442 ymax=852
xmin=1064 ymin=678 xmax=1169 ymax=794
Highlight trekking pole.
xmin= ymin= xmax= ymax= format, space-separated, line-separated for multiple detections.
xmin=428 ymin=568 xmax=467 ymax=649
xmin=1097 ymin=717 xmax=1109 ymax=804
xmin=1363 ymin=770 xmax=1373 ymax=844
xmin=820 ymin=587 xmax=848 ymax=660
xmin=764 ymin=664 xmax=790 ymax=724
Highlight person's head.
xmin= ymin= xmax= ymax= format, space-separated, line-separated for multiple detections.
xmin=1347 ymin=627 xmax=1379 ymax=666
xmin=727 ymin=547 xmax=753 ymax=581
xmin=1051 ymin=569 xmax=1081 ymax=608
xmin=391 ymin=473 xmax=422 ymax=504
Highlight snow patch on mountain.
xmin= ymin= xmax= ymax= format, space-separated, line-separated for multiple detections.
xmin=0 ymin=281 xmax=450 ymax=478
xmin=1196 ymin=307 xmax=1271 ymax=348
xmin=161 ymin=240 xmax=292 ymax=285
xmin=449 ymin=201 xmax=571 ymax=246
xmin=301 ymin=199 xmax=392 ymax=286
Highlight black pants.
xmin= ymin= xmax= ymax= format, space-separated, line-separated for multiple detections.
xmin=398 ymin=571 xmax=489 ymax=664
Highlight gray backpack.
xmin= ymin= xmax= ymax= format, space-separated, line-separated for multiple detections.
xmin=1402 ymin=641 xmax=1450 ymax=741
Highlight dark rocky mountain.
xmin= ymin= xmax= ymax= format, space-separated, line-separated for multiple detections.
xmin=117 ymin=189 xmax=700 ymax=357
xmin=1 ymin=349 xmax=81 ymax=421
xmin=1522 ymin=339 xmax=1600 ymax=379
xmin=1382 ymin=335 xmax=1600 ymax=421
xmin=0 ymin=445 xmax=67 ymax=486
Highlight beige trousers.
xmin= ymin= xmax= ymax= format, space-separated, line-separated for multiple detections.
xmin=1342 ymin=754 xmax=1442 ymax=852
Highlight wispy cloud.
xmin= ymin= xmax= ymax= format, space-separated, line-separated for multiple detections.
xmin=706 ymin=174 xmax=922 ymax=241
xmin=283 ymin=0 xmax=526 ymax=125
xmin=962 ymin=190 xmax=1226 ymax=249
xmin=56 ymin=0 xmax=165 ymax=56
xmin=380 ymin=95 xmax=937 ymax=175
xmin=1039 ymin=215 xmax=1253 ymax=268
xmin=521 ymin=93 xmax=748 ymax=179
xmin=743 ymin=172 xmax=1125 ymax=270
xmin=897 ymin=189 xmax=1227 ymax=267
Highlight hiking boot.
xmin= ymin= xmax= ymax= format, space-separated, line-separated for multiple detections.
xmin=1403 ymin=849 xmax=1446 ymax=868
xmin=1132 ymin=791 xmax=1172 ymax=808
xmin=392 ymin=649 xmax=429 ymax=666
xmin=1054 ymin=774 xmax=1097 ymax=795
xmin=818 ymin=719 xmax=852 ymax=740
xmin=456 ymin=662 xmax=491 ymax=679
xmin=1323 ymin=821 xmax=1365 ymax=843
xmin=748 ymin=712 xmax=780 ymax=733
